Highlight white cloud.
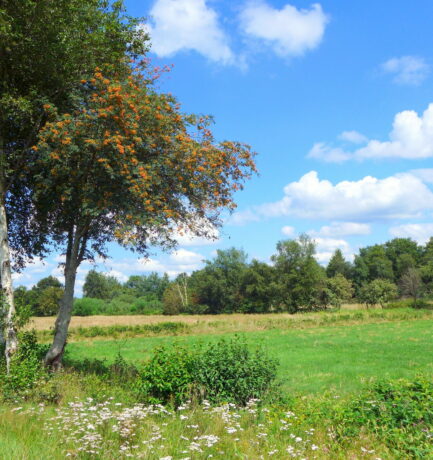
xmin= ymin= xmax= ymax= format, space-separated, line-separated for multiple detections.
xmin=240 ymin=1 xmax=328 ymax=57
xmin=309 ymin=103 xmax=433 ymax=162
xmin=338 ymin=130 xmax=368 ymax=144
xmin=410 ymin=168 xmax=433 ymax=184
xmin=313 ymin=237 xmax=353 ymax=264
xmin=382 ymin=56 xmax=429 ymax=86
xmin=281 ymin=225 xmax=295 ymax=236
xmin=146 ymin=0 xmax=234 ymax=64
xmin=389 ymin=223 xmax=433 ymax=244
xmin=174 ymin=225 xmax=220 ymax=246
xmin=226 ymin=208 xmax=260 ymax=226
xmin=232 ymin=171 xmax=433 ymax=223
xmin=309 ymin=222 xmax=371 ymax=237
xmin=170 ymin=248 xmax=203 ymax=264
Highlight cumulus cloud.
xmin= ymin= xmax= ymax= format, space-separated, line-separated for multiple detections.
xmin=309 ymin=103 xmax=433 ymax=162
xmin=231 ymin=171 xmax=433 ymax=223
xmin=146 ymin=0 xmax=234 ymax=64
xmin=389 ymin=223 xmax=433 ymax=244
xmin=338 ymin=130 xmax=368 ymax=144
xmin=281 ymin=225 xmax=295 ymax=236
xmin=410 ymin=168 xmax=433 ymax=184
xmin=240 ymin=1 xmax=328 ymax=57
xmin=381 ymin=56 xmax=429 ymax=86
xmin=309 ymin=222 xmax=371 ymax=237
xmin=313 ymin=237 xmax=353 ymax=264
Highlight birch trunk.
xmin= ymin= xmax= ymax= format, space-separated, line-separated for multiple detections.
xmin=0 ymin=177 xmax=18 ymax=372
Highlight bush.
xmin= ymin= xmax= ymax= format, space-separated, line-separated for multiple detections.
xmin=339 ymin=377 xmax=433 ymax=458
xmin=0 ymin=331 xmax=50 ymax=401
xmin=131 ymin=296 xmax=163 ymax=315
xmin=137 ymin=346 xmax=197 ymax=406
xmin=73 ymin=297 xmax=106 ymax=316
xmin=195 ymin=337 xmax=279 ymax=405
xmin=136 ymin=337 xmax=279 ymax=406
xmin=385 ymin=299 xmax=432 ymax=309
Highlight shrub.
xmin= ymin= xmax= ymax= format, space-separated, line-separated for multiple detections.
xmin=137 ymin=346 xmax=197 ymax=406
xmin=73 ymin=297 xmax=106 ymax=316
xmin=0 ymin=331 xmax=50 ymax=401
xmin=131 ymin=296 xmax=163 ymax=315
xmin=195 ymin=337 xmax=279 ymax=405
xmin=136 ymin=337 xmax=279 ymax=407
xmin=339 ymin=377 xmax=433 ymax=458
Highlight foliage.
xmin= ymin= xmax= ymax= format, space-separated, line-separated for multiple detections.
xmin=320 ymin=274 xmax=354 ymax=309
xmin=125 ymin=272 xmax=169 ymax=299
xmin=195 ymin=337 xmax=278 ymax=405
xmin=272 ymin=235 xmax=325 ymax=312
xmin=72 ymin=297 xmax=106 ymax=316
xmin=191 ymin=248 xmax=249 ymax=314
xmin=82 ymin=269 xmax=122 ymax=300
xmin=240 ymin=259 xmax=278 ymax=313
xmin=358 ymin=279 xmax=398 ymax=308
xmin=137 ymin=345 xmax=198 ymax=406
xmin=14 ymin=276 xmax=64 ymax=316
xmin=136 ymin=337 xmax=278 ymax=406
xmin=326 ymin=249 xmax=352 ymax=279
xmin=0 ymin=331 xmax=49 ymax=400
xmin=399 ymin=267 xmax=423 ymax=307
xmin=339 ymin=378 xmax=433 ymax=458
xmin=2 ymin=0 xmax=147 ymax=269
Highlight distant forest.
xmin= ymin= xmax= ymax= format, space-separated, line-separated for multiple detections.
xmin=16 ymin=235 xmax=433 ymax=316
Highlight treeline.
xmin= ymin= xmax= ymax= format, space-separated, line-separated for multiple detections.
xmin=15 ymin=235 xmax=433 ymax=316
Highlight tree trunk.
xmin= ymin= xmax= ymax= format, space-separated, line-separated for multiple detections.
xmin=44 ymin=227 xmax=81 ymax=370
xmin=0 ymin=177 xmax=18 ymax=372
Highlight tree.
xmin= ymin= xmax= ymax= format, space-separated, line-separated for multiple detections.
xmin=326 ymin=249 xmax=352 ymax=279
xmin=400 ymin=268 xmax=423 ymax=308
xmin=124 ymin=272 xmax=169 ymax=300
xmin=83 ymin=270 xmax=122 ymax=300
xmin=0 ymin=0 xmax=146 ymax=367
xmin=240 ymin=260 xmax=277 ymax=313
xmin=353 ymin=245 xmax=394 ymax=293
xmin=358 ymin=279 xmax=398 ymax=309
xmin=33 ymin=68 xmax=256 ymax=367
xmin=191 ymin=248 xmax=249 ymax=314
xmin=384 ymin=238 xmax=421 ymax=281
xmin=271 ymin=235 xmax=325 ymax=312
xmin=320 ymin=274 xmax=354 ymax=310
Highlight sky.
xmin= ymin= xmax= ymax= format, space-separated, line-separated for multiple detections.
xmin=15 ymin=0 xmax=433 ymax=294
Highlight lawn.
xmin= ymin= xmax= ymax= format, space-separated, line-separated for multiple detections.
xmin=67 ymin=317 xmax=433 ymax=394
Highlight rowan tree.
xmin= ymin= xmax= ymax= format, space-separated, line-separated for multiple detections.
xmin=34 ymin=67 xmax=257 ymax=367
xmin=0 ymin=0 xmax=146 ymax=367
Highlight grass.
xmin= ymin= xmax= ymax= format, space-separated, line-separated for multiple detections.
xmin=66 ymin=316 xmax=433 ymax=395
xmin=2 ymin=310 xmax=432 ymax=459
xmin=33 ymin=307 xmax=433 ymax=342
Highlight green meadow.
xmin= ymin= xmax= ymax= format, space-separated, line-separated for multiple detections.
xmin=67 ymin=317 xmax=433 ymax=394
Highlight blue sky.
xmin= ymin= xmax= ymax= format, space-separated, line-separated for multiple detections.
xmin=15 ymin=0 xmax=433 ymax=293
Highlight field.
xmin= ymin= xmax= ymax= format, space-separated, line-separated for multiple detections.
xmin=2 ymin=309 xmax=433 ymax=459
xmin=65 ymin=315 xmax=433 ymax=394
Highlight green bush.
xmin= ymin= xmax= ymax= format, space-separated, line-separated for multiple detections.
xmin=136 ymin=337 xmax=279 ymax=406
xmin=385 ymin=299 xmax=432 ymax=309
xmin=73 ymin=297 xmax=106 ymax=316
xmin=339 ymin=377 xmax=433 ymax=458
xmin=137 ymin=346 xmax=197 ymax=406
xmin=0 ymin=331 xmax=50 ymax=401
xmin=131 ymin=296 xmax=163 ymax=315
xmin=195 ymin=337 xmax=279 ymax=405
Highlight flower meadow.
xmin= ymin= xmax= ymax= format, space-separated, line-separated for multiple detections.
xmin=10 ymin=397 xmax=388 ymax=459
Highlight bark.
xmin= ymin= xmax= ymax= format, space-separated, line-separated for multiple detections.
xmin=0 ymin=136 xmax=18 ymax=372
xmin=44 ymin=226 xmax=82 ymax=370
